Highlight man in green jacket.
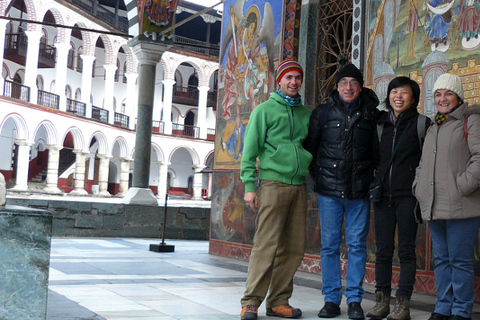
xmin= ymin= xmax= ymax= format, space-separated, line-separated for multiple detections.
xmin=239 ymin=60 xmax=312 ymax=320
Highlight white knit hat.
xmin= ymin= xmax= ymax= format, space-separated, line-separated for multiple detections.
xmin=433 ymin=73 xmax=464 ymax=102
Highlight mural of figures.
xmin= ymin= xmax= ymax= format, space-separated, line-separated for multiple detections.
xmin=138 ymin=0 xmax=179 ymax=34
xmin=457 ymin=0 xmax=480 ymax=49
xmin=364 ymin=0 xmax=480 ymax=295
xmin=425 ymin=0 xmax=455 ymax=52
xmin=216 ymin=0 xmax=281 ymax=168
xmin=211 ymin=0 xmax=284 ymax=245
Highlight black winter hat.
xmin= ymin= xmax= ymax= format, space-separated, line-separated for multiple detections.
xmin=336 ymin=63 xmax=364 ymax=87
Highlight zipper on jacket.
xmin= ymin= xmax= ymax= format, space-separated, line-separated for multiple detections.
xmin=289 ymin=106 xmax=300 ymax=184
xmin=388 ymin=126 xmax=397 ymax=203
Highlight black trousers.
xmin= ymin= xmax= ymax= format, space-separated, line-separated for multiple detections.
xmin=373 ymin=196 xmax=418 ymax=298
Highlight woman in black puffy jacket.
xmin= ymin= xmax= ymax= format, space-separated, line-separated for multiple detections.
xmin=367 ymin=76 xmax=431 ymax=320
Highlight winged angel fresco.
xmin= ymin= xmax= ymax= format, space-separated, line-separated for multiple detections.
xmin=219 ymin=0 xmax=275 ymax=162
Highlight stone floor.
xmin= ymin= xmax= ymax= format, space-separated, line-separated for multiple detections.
xmin=46 ymin=238 xmax=480 ymax=320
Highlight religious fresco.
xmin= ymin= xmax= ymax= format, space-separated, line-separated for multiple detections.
xmin=365 ymin=0 xmax=480 ymax=284
xmin=211 ymin=0 xmax=302 ymax=246
xmin=136 ymin=0 xmax=178 ymax=36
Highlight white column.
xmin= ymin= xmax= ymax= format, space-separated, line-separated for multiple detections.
xmin=11 ymin=140 xmax=34 ymax=191
xmin=80 ymin=54 xmax=96 ymax=118
xmin=44 ymin=145 xmax=63 ymax=193
xmin=103 ymin=64 xmax=117 ymax=124
xmin=24 ymin=30 xmax=43 ymax=104
xmin=124 ymin=72 xmax=138 ymax=130
xmin=156 ymin=161 xmax=170 ymax=202
xmin=0 ymin=20 xmax=9 ymax=90
xmin=192 ymin=165 xmax=206 ymax=200
xmin=70 ymin=149 xmax=88 ymax=195
xmin=197 ymin=85 xmax=209 ymax=139
xmin=54 ymin=42 xmax=71 ymax=112
xmin=117 ymin=157 xmax=132 ymax=197
xmin=162 ymin=79 xmax=175 ymax=134
xmin=97 ymin=154 xmax=111 ymax=196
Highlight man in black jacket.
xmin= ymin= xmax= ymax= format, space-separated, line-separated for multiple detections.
xmin=304 ymin=64 xmax=379 ymax=320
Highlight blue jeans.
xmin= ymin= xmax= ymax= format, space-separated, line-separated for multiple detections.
xmin=428 ymin=217 xmax=480 ymax=318
xmin=318 ymin=195 xmax=370 ymax=305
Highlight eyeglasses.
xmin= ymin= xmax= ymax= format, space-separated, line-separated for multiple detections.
xmin=338 ymin=80 xmax=360 ymax=88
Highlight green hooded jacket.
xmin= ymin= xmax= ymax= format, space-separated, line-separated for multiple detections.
xmin=240 ymin=92 xmax=312 ymax=193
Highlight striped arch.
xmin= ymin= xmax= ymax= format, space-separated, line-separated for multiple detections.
xmin=40 ymin=7 xmax=68 ymax=43
xmin=117 ymin=43 xmax=137 ymax=74
xmin=92 ymin=34 xmax=115 ymax=65
xmin=33 ymin=121 xmax=59 ymax=146
xmin=63 ymin=127 xmax=85 ymax=151
xmin=69 ymin=22 xmax=93 ymax=56
xmin=90 ymin=131 xmax=109 ymax=155
xmin=111 ymin=136 xmax=129 ymax=158
xmin=169 ymin=145 xmax=200 ymax=166
xmin=0 ymin=113 xmax=29 ymax=140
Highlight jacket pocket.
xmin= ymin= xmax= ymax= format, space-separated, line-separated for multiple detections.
xmin=317 ymin=158 xmax=339 ymax=191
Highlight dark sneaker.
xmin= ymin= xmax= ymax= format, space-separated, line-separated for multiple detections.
xmin=318 ymin=302 xmax=341 ymax=318
xmin=448 ymin=316 xmax=471 ymax=320
xmin=266 ymin=304 xmax=302 ymax=318
xmin=348 ymin=302 xmax=365 ymax=320
xmin=427 ymin=313 xmax=449 ymax=320
xmin=241 ymin=305 xmax=258 ymax=320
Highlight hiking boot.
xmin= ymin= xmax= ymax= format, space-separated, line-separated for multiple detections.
xmin=366 ymin=291 xmax=390 ymax=319
xmin=241 ymin=305 xmax=258 ymax=320
xmin=387 ymin=297 xmax=410 ymax=320
xmin=427 ymin=313 xmax=449 ymax=320
xmin=266 ymin=304 xmax=302 ymax=318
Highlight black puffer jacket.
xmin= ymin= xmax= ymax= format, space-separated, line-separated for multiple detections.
xmin=373 ymin=107 xmax=432 ymax=199
xmin=304 ymin=88 xmax=379 ymax=199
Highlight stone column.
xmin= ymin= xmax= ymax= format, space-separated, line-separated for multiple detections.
xmin=124 ymin=72 xmax=138 ymax=130
xmin=117 ymin=157 xmax=132 ymax=197
xmin=197 ymin=85 xmax=209 ymax=139
xmin=24 ymin=30 xmax=43 ymax=104
xmin=11 ymin=140 xmax=33 ymax=191
xmin=192 ymin=165 xmax=206 ymax=200
xmin=97 ymin=154 xmax=111 ymax=196
xmin=103 ymin=64 xmax=117 ymax=124
xmin=123 ymin=39 xmax=169 ymax=205
xmin=162 ymin=79 xmax=175 ymax=134
xmin=156 ymin=161 xmax=170 ymax=202
xmin=0 ymin=20 xmax=8 ymax=90
xmin=54 ymin=42 xmax=71 ymax=112
xmin=80 ymin=54 xmax=96 ymax=118
xmin=70 ymin=149 xmax=88 ymax=195
xmin=298 ymin=0 xmax=320 ymax=109
xmin=43 ymin=145 xmax=62 ymax=193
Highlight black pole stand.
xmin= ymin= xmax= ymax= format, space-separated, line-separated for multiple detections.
xmin=149 ymin=193 xmax=175 ymax=252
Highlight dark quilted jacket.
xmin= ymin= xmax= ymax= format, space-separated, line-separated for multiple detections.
xmin=304 ymin=88 xmax=379 ymax=199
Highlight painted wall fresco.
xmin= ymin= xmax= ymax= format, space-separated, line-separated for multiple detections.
xmin=365 ymin=0 xmax=480 ymax=296
xmin=211 ymin=0 xmax=300 ymax=246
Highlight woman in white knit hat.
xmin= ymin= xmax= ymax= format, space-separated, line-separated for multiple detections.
xmin=413 ymin=73 xmax=480 ymax=320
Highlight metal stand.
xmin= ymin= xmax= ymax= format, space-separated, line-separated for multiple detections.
xmin=149 ymin=193 xmax=175 ymax=252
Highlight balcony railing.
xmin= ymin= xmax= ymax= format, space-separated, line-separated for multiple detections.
xmin=173 ymin=35 xmax=220 ymax=57
xmin=65 ymin=0 xmax=128 ymax=32
xmin=4 ymin=33 xmax=56 ymax=68
xmin=3 ymin=80 xmax=30 ymax=102
xmin=37 ymin=90 xmax=59 ymax=109
xmin=152 ymin=120 xmax=164 ymax=133
xmin=172 ymin=123 xmax=199 ymax=138
xmin=172 ymin=85 xmax=199 ymax=106
xmin=66 ymin=98 xmax=86 ymax=116
xmin=114 ymin=112 xmax=129 ymax=128
xmin=207 ymin=128 xmax=215 ymax=141
xmin=92 ymin=106 xmax=109 ymax=123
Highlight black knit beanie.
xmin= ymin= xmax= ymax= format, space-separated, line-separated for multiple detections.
xmin=336 ymin=64 xmax=364 ymax=87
